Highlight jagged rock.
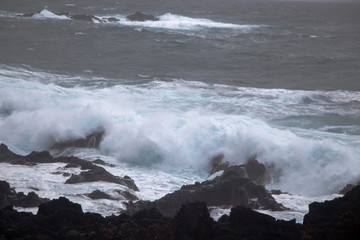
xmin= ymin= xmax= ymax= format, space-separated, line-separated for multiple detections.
xmin=174 ymin=202 xmax=214 ymax=240
xmin=114 ymin=189 xmax=139 ymax=201
xmin=209 ymin=153 xmax=229 ymax=175
xmin=0 ymin=180 xmax=49 ymax=209
xmin=209 ymin=154 xmax=270 ymax=185
xmin=52 ymin=131 xmax=104 ymax=149
xmin=2 ymin=193 xmax=360 ymax=240
xmin=339 ymin=182 xmax=359 ymax=195
xmin=126 ymin=11 xmax=159 ymax=21
xmin=126 ymin=164 xmax=285 ymax=217
xmin=244 ymin=157 xmax=270 ymax=185
xmin=303 ymin=185 xmax=360 ymax=240
xmin=65 ymin=164 xmax=139 ymax=191
xmin=133 ymin=207 xmax=163 ymax=228
xmin=0 ymin=143 xmax=139 ymax=191
xmin=93 ymin=159 xmax=115 ymax=167
xmin=210 ymin=205 xmax=300 ymax=240
xmin=86 ymin=190 xmax=115 ymax=200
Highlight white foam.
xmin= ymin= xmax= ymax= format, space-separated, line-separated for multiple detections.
xmin=100 ymin=13 xmax=258 ymax=31
xmin=1 ymin=70 xmax=359 ymax=198
xmin=33 ymin=9 xmax=70 ymax=20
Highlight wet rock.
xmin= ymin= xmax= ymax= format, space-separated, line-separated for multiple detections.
xmin=86 ymin=190 xmax=115 ymax=200
xmin=0 ymin=180 xmax=49 ymax=209
xmin=244 ymin=157 xmax=270 ymax=185
xmin=114 ymin=189 xmax=139 ymax=201
xmin=209 ymin=153 xmax=229 ymax=175
xmin=126 ymin=11 xmax=159 ymax=21
xmin=106 ymin=17 xmax=119 ymax=22
xmin=0 ymin=143 xmax=139 ymax=191
xmin=209 ymin=154 xmax=270 ymax=185
xmin=93 ymin=159 xmax=115 ymax=167
xmin=126 ymin=164 xmax=285 ymax=217
xmin=52 ymin=131 xmax=104 ymax=149
xmin=71 ymin=14 xmax=101 ymax=22
xmin=174 ymin=202 xmax=214 ymax=240
xmin=339 ymin=182 xmax=360 ymax=195
xmin=303 ymin=185 xmax=360 ymax=240
xmin=38 ymin=197 xmax=83 ymax=216
xmin=65 ymin=164 xmax=139 ymax=191
xmin=210 ymin=205 xmax=300 ymax=240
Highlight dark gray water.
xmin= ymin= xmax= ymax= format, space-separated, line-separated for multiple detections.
xmin=1 ymin=0 xmax=359 ymax=90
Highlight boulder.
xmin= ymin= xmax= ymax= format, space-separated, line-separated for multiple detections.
xmin=303 ymin=186 xmax=360 ymax=240
xmin=126 ymin=11 xmax=159 ymax=21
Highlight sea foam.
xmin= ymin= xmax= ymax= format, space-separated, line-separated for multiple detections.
xmin=0 ymin=69 xmax=360 ymax=197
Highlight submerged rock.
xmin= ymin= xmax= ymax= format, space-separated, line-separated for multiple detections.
xmin=126 ymin=11 xmax=159 ymax=21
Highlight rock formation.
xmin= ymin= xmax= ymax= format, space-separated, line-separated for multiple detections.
xmin=126 ymin=11 xmax=159 ymax=22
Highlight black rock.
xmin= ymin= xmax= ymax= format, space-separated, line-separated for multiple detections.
xmin=86 ymin=190 xmax=115 ymax=200
xmin=303 ymin=185 xmax=360 ymax=240
xmin=339 ymin=182 xmax=360 ymax=195
xmin=126 ymin=164 xmax=285 ymax=217
xmin=52 ymin=131 xmax=104 ymax=149
xmin=0 ymin=143 xmax=139 ymax=191
xmin=126 ymin=11 xmax=159 ymax=21
xmin=209 ymin=206 xmax=300 ymax=240
xmin=0 ymin=180 xmax=49 ymax=209
xmin=174 ymin=202 xmax=214 ymax=240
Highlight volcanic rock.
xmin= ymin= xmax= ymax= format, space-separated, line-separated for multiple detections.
xmin=52 ymin=131 xmax=104 ymax=149
xmin=174 ymin=202 xmax=214 ymax=240
xmin=126 ymin=164 xmax=285 ymax=217
xmin=210 ymin=205 xmax=300 ymax=240
xmin=0 ymin=143 xmax=139 ymax=191
xmin=303 ymin=185 xmax=360 ymax=240
xmin=126 ymin=11 xmax=159 ymax=21
xmin=0 ymin=180 xmax=49 ymax=209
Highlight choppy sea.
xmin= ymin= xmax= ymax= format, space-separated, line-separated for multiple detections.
xmin=1 ymin=0 xmax=359 ymax=223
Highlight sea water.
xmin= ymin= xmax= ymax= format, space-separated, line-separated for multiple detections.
xmin=0 ymin=0 xmax=359 ymax=221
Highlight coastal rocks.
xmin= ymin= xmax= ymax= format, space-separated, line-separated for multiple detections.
xmin=210 ymin=206 xmax=300 ymax=240
xmin=126 ymin=163 xmax=285 ymax=217
xmin=64 ymin=163 xmax=139 ymax=191
xmin=0 ymin=143 xmax=139 ymax=191
xmin=0 ymin=180 xmax=49 ymax=209
xmin=51 ymin=131 xmax=104 ymax=149
xmin=1 ymin=192 xmax=360 ymax=240
xmin=86 ymin=190 xmax=115 ymax=200
xmin=175 ymin=202 xmax=214 ymax=240
xmin=339 ymin=181 xmax=360 ymax=195
xmin=302 ymin=185 xmax=360 ymax=240
xmin=85 ymin=189 xmax=138 ymax=201
xmin=209 ymin=154 xmax=270 ymax=186
xmin=126 ymin=11 xmax=159 ymax=21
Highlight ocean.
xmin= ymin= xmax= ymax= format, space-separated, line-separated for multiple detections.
xmin=0 ymin=0 xmax=359 ymax=222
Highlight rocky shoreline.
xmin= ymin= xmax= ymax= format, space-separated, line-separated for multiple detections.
xmin=1 ymin=181 xmax=360 ymax=239
xmin=1 ymin=143 xmax=360 ymax=239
